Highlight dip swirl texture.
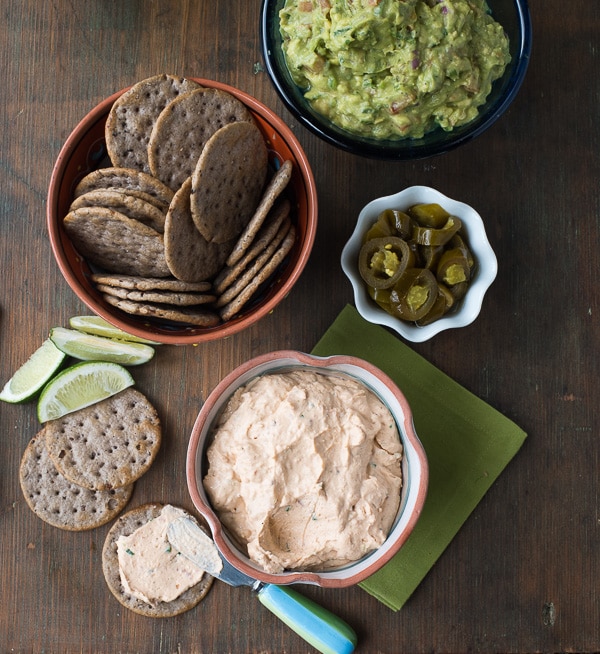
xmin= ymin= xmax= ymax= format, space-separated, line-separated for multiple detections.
xmin=203 ymin=370 xmax=403 ymax=573
xmin=279 ymin=0 xmax=511 ymax=139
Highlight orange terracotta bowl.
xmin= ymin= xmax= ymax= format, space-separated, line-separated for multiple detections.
xmin=186 ymin=350 xmax=429 ymax=588
xmin=47 ymin=79 xmax=318 ymax=345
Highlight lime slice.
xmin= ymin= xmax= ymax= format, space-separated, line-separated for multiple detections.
xmin=50 ymin=327 xmax=155 ymax=366
xmin=0 ymin=339 xmax=67 ymax=404
xmin=37 ymin=360 xmax=135 ymax=422
xmin=69 ymin=315 xmax=160 ymax=344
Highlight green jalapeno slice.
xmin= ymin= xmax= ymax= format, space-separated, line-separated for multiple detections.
xmin=358 ymin=236 xmax=414 ymax=290
xmin=436 ymin=247 xmax=471 ymax=286
xmin=388 ymin=268 xmax=438 ymax=321
xmin=416 ymin=287 xmax=449 ymax=326
xmin=412 ymin=216 xmax=462 ymax=247
xmin=408 ymin=203 xmax=451 ymax=229
xmin=364 ymin=209 xmax=414 ymax=242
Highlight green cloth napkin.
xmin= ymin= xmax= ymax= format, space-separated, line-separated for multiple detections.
xmin=311 ymin=305 xmax=527 ymax=611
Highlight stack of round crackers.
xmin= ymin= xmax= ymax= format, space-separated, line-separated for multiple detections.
xmin=63 ymin=74 xmax=297 ymax=328
xmin=19 ymin=388 xmax=161 ymax=531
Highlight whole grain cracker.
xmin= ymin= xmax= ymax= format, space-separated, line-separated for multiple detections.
xmin=70 ymin=188 xmax=167 ymax=233
xmin=213 ymin=197 xmax=291 ymax=295
xmin=226 ymin=160 xmax=294 ymax=267
xmin=19 ymin=430 xmax=134 ymax=531
xmin=44 ymin=388 xmax=162 ymax=491
xmin=103 ymin=294 xmax=221 ymax=327
xmin=190 ymin=121 xmax=268 ymax=244
xmin=164 ymin=177 xmax=234 ymax=283
xmin=102 ymin=503 xmax=214 ymax=618
xmin=91 ymin=273 xmax=211 ymax=293
xmin=219 ymin=224 xmax=297 ymax=322
xmin=96 ymin=284 xmax=215 ymax=307
xmin=64 ymin=206 xmax=170 ymax=278
xmin=105 ymin=74 xmax=202 ymax=173
xmin=73 ymin=167 xmax=175 ymax=209
xmin=148 ymin=87 xmax=254 ymax=191
xmin=215 ymin=218 xmax=291 ymax=308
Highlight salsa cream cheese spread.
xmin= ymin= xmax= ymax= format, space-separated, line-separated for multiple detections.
xmin=203 ymin=369 xmax=403 ymax=573
xmin=116 ymin=505 xmax=205 ymax=606
xmin=279 ymin=0 xmax=511 ymax=140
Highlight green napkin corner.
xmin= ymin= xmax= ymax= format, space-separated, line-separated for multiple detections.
xmin=311 ymin=305 xmax=527 ymax=611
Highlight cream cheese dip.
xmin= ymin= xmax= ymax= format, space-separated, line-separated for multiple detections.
xmin=203 ymin=369 xmax=403 ymax=574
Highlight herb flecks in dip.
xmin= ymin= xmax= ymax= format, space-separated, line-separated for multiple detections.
xmin=279 ymin=0 xmax=511 ymax=140
xmin=203 ymin=369 xmax=403 ymax=573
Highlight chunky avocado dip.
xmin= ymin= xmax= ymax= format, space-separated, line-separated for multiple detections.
xmin=279 ymin=0 xmax=511 ymax=140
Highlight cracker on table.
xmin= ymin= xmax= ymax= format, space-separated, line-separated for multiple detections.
xmin=213 ymin=197 xmax=291 ymax=295
xmin=91 ymin=273 xmax=211 ymax=293
xmin=73 ymin=167 xmax=175 ymax=209
xmin=105 ymin=74 xmax=203 ymax=173
xmin=103 ymin=294 xmax=221 ymax=328
xmin=147 ymin=87 xmax=254 ymax=191
xmin=44 ymin=388 xmax=162 ymax=491
xmin=219 ymin=224 xmax=297 ymax=322
xmin=96 ymin=284 xmax=216 ymax=307
xmin=226 ymin=160 xmax=293 ymax=267
xmin=190 ymin=121 xmax=268 ymax=244
xmin=64 ymin=206 xmax=171 ymax=278
xmin=164 ymin=177 xmax=234 ymax=283
xmin=102 ymin=503 xmax=214 ymax=618
xmin=19 ymin=430 xmax=134 ymax=531
xmin=70 ymin=188 xmax=167 ymax=233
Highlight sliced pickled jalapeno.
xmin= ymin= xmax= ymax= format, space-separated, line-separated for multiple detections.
xmin=407 ymin=203 xmax=451 ymax=228
xmin=358 ymin=236 xmax=414 ymax=289
xmin=358 ymin=203 xmax=477 ymax=327
xmin=364 ymin=209 xmax=414 ymax=241
xmin=389 ymin=268 xmax=437 ymax=321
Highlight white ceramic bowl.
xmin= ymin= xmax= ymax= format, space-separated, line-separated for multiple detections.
xmin=186 ymin=350 xmax=428 ymax=588
xmin=341 ymin=186 xmax=498 ymax=342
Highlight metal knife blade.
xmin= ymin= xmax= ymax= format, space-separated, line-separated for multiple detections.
xmin=167 ymin=515 xmax=259 ymax=588
xmin=167 ymin=515 xmax=357 ymax=654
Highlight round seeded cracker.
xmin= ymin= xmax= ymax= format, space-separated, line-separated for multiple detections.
xmin=148 ymin=87 xmax=254 ymax=191
xmin=190 ymin=121 xmax=268 ymax=244
xmin=19 ymin=430 xmax=134 ymax=531
xmin=96 ymin=284 xmax=216 ymax=307
xmin=102 ymin=503 xmax=214 ymax=618
xmin=215 ymin=218 xmax=291 ymax=308
xmin=105 ymin=74 xmax=203 ymax=173
xmin=219 ymin=224 xmax=297 ymax=322
xmin=69 ymin=188 xmax=167 ymax=233
xmin=64 ymin=206 xmax=171 ymax=278
xmin=103 ymin=294 xmax=221 ymax=327
xmin=90 ymin=274 xmax=211 ymax=293
xmin=44 ymin=388 xmax=162 ymax=491
xmin=213 ymin=197 xmax=291 ymax=295
xmin=226 ymin=159 xmax=294 ymax=267
xmin=164 ymin=177 xmax=234 ymax=283
xmin=73 ymin=167 xmax=175 ymax=209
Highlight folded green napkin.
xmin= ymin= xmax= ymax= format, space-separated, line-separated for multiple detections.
xmin=311 ymin=305 xmax=527 ymax=611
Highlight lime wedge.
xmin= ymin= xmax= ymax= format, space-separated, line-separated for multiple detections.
xmin=50 ymin=327 xmax=155 ymax=366
xmin=69 ymin=315 xmax=160 ymax=344
xmin=37 ymin=360 xmax=135 ymax=422
xmin=0 ymin=339 xmax=67 ymax=404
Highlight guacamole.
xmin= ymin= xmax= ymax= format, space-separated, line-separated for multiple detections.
xmin=279 ymin=0 xmax=511 ymax=140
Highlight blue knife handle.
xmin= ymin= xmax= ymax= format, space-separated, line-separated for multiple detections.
xmin=256 ymin=583 xmax=357 ymax=654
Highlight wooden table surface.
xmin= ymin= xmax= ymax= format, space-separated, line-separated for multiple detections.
xmin=1 ymin=1 xmax=598 ymax=652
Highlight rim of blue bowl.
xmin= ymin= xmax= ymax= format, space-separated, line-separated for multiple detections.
xmin=260 ymin=0 xmax=532 ymax=160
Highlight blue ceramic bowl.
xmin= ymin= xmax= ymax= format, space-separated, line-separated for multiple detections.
xmin=261 ymin=0 xmax=532 ymax=160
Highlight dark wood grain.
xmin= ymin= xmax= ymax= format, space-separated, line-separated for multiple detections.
xmin=1 ymin=1 xmax=599 ymax=652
